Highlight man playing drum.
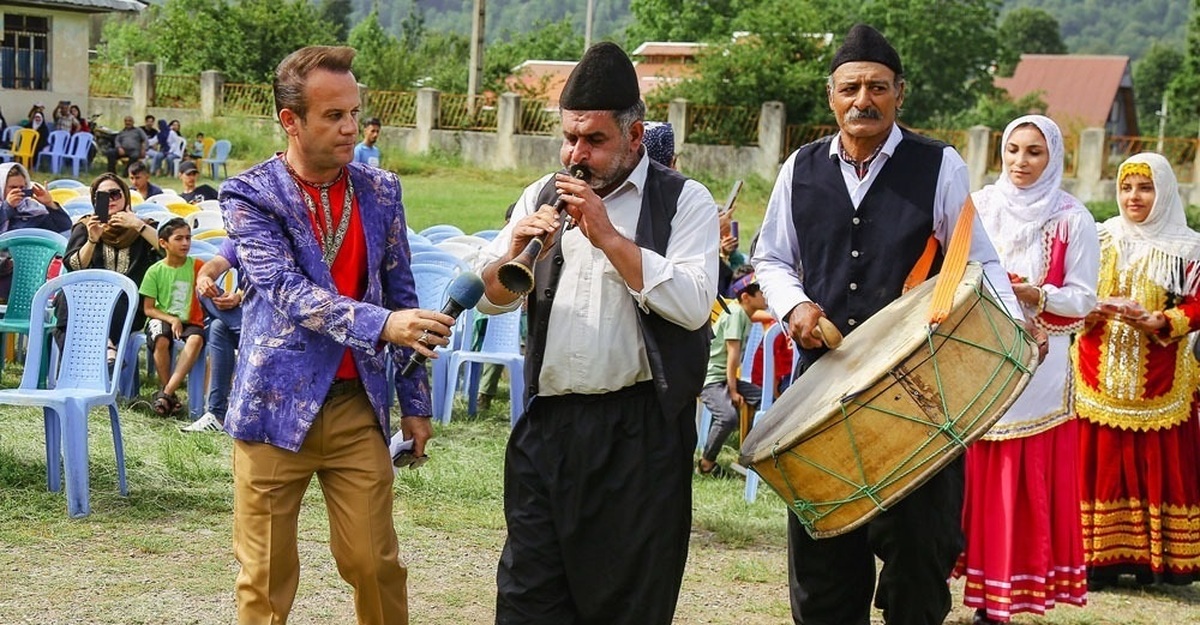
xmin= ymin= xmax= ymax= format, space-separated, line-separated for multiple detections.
xmin=751 ymin=23 xmax=1026 ymax=625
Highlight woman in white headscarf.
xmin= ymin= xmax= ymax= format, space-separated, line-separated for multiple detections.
xmin=958 ymin=115 xmax=1099 ymax=624
xmin=1073 ymin=152 xmax=1200 ymax=590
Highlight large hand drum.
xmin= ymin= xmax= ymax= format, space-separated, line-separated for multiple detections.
xmin=739 ymin=262 xmax=1038 ymax=539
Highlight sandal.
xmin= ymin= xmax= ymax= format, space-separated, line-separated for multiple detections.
xmin=152 ymin=391 xmax=181 ymax=416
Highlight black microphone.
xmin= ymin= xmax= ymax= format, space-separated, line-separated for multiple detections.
xmin=400 ymin=271 xmax=485 ymax=376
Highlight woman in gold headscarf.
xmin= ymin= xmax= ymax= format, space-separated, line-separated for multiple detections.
xmin=1073 ymin=152 xmax=1200 ymax=590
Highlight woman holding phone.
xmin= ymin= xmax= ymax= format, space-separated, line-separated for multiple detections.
xmin=59 ymin=172 xmax=161 ymax=364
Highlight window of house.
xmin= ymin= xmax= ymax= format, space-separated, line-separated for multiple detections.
xmin=1 ymin=13 xmax=50 ymax=91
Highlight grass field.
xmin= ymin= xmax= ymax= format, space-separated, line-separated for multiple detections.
xmin=1 ymin=144 xmax=1197 ymax=623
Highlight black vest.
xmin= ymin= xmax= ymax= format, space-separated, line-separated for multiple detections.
xmin=524 ymin=160 xmax=713 ymax=418
xmin=791 ymin=129 xmax=945 ymax=366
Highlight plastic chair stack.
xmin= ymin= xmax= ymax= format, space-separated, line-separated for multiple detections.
xmin=439 ymin=308 xmax=524 ymax=427
xmin=0 ymin=270 xmax=139 ymax=517
xmin=0 ymin=231 xmax=68 ymax=387
xmin=419 ymin=224 xmax=465 ymax=244
xmin=35 ymin=130 xmax=71 ymax=173
xmin=59 ymin=132 xmax=96 ymax=178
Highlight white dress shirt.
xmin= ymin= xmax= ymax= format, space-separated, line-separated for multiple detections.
xmin=751 ymin=124 xmax=1023 ymax=323
xmin=476 ymin=153 xmax=719 ymax=396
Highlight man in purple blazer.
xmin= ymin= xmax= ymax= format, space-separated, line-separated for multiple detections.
xmin=219 ymin=46 xmax=455 ymax=625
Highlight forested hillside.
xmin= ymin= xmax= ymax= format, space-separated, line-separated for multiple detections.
xmin=344 ymin=0 xmax=1188 ymax=60
xmin=1005 ymin=0 xmax=1188 ymax=59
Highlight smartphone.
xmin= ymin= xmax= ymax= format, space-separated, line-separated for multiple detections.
xmin=730 ymin=220 xmax=739 ymax=239
xmin=94 ymin=189 xmax=111 ymax=222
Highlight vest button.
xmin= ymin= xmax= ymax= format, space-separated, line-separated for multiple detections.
xmin=847 ymin=318 xmax=857 ymax=326
xmin=543 ymin=288 xmax=554 ymax=298
xmin=849 ymin=283 xmax=858 ymax=291
xmin=851 ymin=250 xmax=860 ymax=258
xmin=554 ymin=255 xmax=564 ymax=266
xmin=852 ymin=217 xmax=861 ymax=225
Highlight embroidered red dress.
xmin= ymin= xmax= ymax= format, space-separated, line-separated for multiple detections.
xmin=1073 ymin=153 xmax=1200 ymax=587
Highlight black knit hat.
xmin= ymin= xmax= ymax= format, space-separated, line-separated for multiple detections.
xmin=829 ymin=24 xmax=903 ymax=77
xmin=560 ymin=42 xmax=640 ymax=111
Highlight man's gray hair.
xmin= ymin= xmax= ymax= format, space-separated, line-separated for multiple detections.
xmin=614 ymin=100 xmax=646 ymax=138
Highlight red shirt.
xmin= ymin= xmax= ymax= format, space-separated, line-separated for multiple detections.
xmin=296 ymin=172 xmax=367 ymax=380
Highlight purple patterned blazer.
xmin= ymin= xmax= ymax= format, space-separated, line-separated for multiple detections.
xmin=220 ymin=157 xmax=430 ymax=452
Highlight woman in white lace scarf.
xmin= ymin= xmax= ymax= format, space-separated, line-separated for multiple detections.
xmin=958 ymin=115 xmax=1099 ymax=624
xmin=1073 ymin=151 xmax=1200 ymax=591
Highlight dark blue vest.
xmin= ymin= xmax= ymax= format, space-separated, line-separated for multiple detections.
xmin=791 ymin=129 xmax=946 ymax=366
xmin=525 ymin=160 xmax=713 ymax=418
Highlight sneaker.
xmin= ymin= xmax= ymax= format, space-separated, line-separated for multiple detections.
xmin=181 ymin=412 xmax=224 ymax=433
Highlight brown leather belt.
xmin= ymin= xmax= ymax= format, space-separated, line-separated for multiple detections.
xmin=325 ymin=378 xmax=362 ymax=402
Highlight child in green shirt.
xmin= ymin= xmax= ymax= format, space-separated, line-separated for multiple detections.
xmin=698 ymin=266 xmax=767 ymax=475
xmin=139 ymin=217 xmax=206 ymax=417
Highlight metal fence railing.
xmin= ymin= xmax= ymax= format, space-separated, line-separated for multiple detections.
xmin=156 ymin=73 xmax=200 ymax=108
xmin=439 ymin=93 xmax=498 ymax=131
xmin=783 ymin=124 xmax=837 ymax=158
xmin=222 ymin=83 xmax=274 ymax=118
xmin=367 ymin=90 xmax=417 ymax=128
xmin=519 ymin=99 xmax=557 ymax=136
xmin=687 ymin=104 xmax=759 ymax=146
xmin=1105 ymin=135 xmax=1198 ymax=184
xmin=89 ymin=64 xmax=131 ymax=98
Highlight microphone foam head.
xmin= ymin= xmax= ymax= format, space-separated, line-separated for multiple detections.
xmin=447 ymin=271 xmax=486 ymax=308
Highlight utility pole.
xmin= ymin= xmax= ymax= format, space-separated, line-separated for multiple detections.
xmin=468 ymin=0 xmax=486 ymax=116
xmin=584 ymin=0 xmax=595 ymax=51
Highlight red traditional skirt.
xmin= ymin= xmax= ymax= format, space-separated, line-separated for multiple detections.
xmin=1079 ymin=412 xmax=1200 ymax=583
xmin=958 ymin=419 xmax=1087 ymax=622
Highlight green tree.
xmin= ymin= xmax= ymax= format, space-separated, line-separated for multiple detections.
xmin=1170 ymin=0 xmax=1200 ymax=134
xmin=852 ymin=0 xmax=1003 ymax=126
xmin=485 ymin=19 xmax=584 ymax=95
xmin=349 ymin=8 xmax=411 ymax=90
xmin=996 ymin=7 xmax=1067 ymax=76
xmin=1135 ymin=43 xmax=1184 ymax=136
xmin=626 ymin=0 xmax=745 ymax=44
xmin=319 ymin=0 xmax=355 ymax=43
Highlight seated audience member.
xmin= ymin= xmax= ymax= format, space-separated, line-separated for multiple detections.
xmin=128 ymin=160 xmax=163 ymax=200
xmin=1 ymin=162 xmax=73 ymax=234
xmin=141 ymin=115 xmax=159 ymax=145
xmin=186 ymin=238 xmax=241 ymax=433
xmin=0 ymin=162 xmax=74 ymax=300
xmin=25 ymin=109 xmax=51 ymax=164
xmin=105 ymin=116 xmax=149 ymax=175
xmin=148 ymin=119 xmax=184 ymax=176
xmin=0 ymin=106 xmax=7 ymax=149
xmin=60 ymin=173 xmax=162 ymax=365
xmin=69 ymin=105 xmax=90 ymax=134
xmin=698 ymin=267 xmax=767 ymax=476
xmin=187 ymin=132 xmax=206 ymax=160
xmin=139 ymin=217 xmax=206 ymax=418
xmin=53 ymin=101 xmax=78 ymax=133
xmin=178 ymin=161 xmax=218 ymax=203
xmin=353 ymin=117 xmax=382 ymax=167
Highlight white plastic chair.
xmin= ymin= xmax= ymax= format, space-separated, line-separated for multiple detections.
xmin=440 ymin=308 xmax=524 ymax=426
xmin=191 ymin=210 xmax=225 ymax=233
xmin=412 ymin=250 xmax=469 ymax=272
xmin=0 ymin=270 xmax=138 ymax=517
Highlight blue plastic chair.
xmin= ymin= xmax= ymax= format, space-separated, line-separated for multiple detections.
xmin=0 ymin=270 xmax=138 ymax=517
xmin=744 ymin=322 xmax=788 ymax=503
xmin=408 ymin=241 xmax=440 ymax=255
xmin=205 ymin=139 xmax=231 ymax=179
xmin=419 ymin=224 xmax=464 ymax=244
xmin=61 ymin=199 xmax=94 ymax=221
xmin=188 ymin=239 xmax=219 ymax=256
xmin=46 ymin=178 xmax=86 ymax=190
xmin=411 ymin=250 xmax=469 ymax=272
xmin=35 ymin=130 xmax=71 ymax=173
xmin=406 ymin=263 xmax=459 ymax=418
xmin=472 ymin=229 xmax=500 ymax=241
xmin=440 ymin=308 xmax=524 ymax=426
xmin=0 ymin=232 xmax=68 ymax=386
xmin=407 ymin=232 xmax=432 ymax=247
xmin=59 ymin=132 xmax=95 ymax=178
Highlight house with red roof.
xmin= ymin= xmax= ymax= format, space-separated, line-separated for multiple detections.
xmin=995 ymin=54 xmax=1138 ymax=137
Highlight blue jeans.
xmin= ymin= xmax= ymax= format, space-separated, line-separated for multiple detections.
xmin=206 ymin=317 xmax=239 ymax=419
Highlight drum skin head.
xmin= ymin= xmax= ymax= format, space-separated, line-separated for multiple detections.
xmin=739 ymin=263 xmax=1038 ymax=538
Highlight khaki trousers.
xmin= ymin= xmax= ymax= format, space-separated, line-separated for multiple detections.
xmin=233 ymin=390 xmax=408 ymax=625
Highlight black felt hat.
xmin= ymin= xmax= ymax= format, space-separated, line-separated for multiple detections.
xmin=560 ymin=42 xmax=640 ymax=111
xmin=829 ymin=24 xmax=903 ymax=77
